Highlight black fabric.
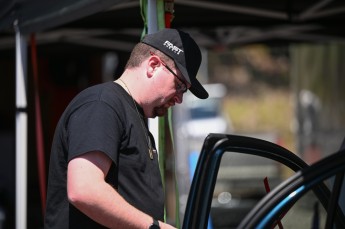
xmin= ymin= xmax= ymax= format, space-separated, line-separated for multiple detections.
xmin=340 ymin=137 xmax=345 ymax=150
xmin=44 ymin=81 xmax=164 ymax=229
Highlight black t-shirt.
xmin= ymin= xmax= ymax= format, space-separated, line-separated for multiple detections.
xmin=44 ymin=82 xmax=164 ymax=229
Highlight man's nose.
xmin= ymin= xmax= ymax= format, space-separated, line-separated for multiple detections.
xmin=174 ymin=92 xmax=183 ymax=104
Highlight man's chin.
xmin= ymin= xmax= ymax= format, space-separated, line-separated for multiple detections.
xmin=153 ymin=107 xmax=168 ymax=117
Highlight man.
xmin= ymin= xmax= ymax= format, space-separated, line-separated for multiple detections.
xmin=44 ymin=28 xmax=208 ymax=229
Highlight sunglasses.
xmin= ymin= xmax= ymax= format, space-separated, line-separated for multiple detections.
xmin=150 ymin=51 xmax=188 ymax=94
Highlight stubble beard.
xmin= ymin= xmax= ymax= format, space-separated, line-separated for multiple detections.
xmin=153 ymin=105 xmax=168 ymax=117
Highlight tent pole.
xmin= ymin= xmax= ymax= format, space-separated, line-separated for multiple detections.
xmin=147 ymin=0 xmax=158 ymax=34
xmin=14 ymin=20 xmax=28 ymax=229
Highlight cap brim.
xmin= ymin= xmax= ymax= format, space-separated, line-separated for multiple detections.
xmin=189 ymin=80 xmax=209 ymax=99
xmin=176 ymin=62 xmax=209 ymax=99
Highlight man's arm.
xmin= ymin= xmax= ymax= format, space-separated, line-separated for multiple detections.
xmin=67 ymin=151 xmax=176 ymax=229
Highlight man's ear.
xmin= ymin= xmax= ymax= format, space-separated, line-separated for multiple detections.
xmin=147 ymin=55 xmax=160 ymax=78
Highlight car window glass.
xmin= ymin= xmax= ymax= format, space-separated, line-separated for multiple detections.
xmin=279 ymin=191 xmax=327 ymax=228
xmin=265 ymin=175 xmax=345 ymax=229
xmin=324 ymin=175 xmax=345 ymax=216
xmin=209 ymin=151 xmax=295 ymax=228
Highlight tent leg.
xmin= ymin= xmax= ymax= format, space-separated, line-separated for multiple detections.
xmin=15 ymin=20 xmax=28 ymax=229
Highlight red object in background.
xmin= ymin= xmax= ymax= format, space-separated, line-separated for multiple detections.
xmin=164 ymin=0 xmax=174 ymax=28
xmin=30 ymin=33 xmax=47 ymax=216
xmin=264 ymin=177 xmax=284 ymax=229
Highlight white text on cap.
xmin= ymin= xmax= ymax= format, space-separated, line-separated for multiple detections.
xmin=163 ymin=41 xmax=184 ymax=55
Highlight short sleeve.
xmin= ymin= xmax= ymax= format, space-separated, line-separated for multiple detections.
xmin=67 ymin=101 xmax=122 ymax=163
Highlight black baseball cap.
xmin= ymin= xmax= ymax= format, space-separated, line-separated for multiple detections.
xmin=141 ymin=28 xmax=209 ymax=99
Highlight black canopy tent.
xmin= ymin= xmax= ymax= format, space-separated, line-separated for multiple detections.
xmin=1 ymin=0 xmax=345 ymax=228
xmin=0 ymin=0 xmax=129 ymax=34
xmin=1 ymin=0 xmax=345 ymax=53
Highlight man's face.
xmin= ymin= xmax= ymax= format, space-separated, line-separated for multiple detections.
xmin=146 ymin=54 xmax=190 ymax=118
xmin=150 ymin=88 xmax=184 ymax=117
